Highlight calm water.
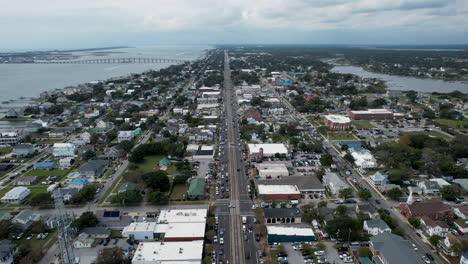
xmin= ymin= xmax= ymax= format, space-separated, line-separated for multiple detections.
xmin=331 ymin=65 xmax=468 ymax=93
xmin=0 ymin=45 xmax=211 ymax=101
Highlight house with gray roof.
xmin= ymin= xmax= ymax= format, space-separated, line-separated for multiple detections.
xmin=12 ymin=209 xmax=40 ymax=229
xmin=370 ymin=233 xmax=425 ymax=264
xmin=364 ymin=219 xmax=391 ymax=236
xmin=322 ymin=172 xmax=349 ymax=195
xmin=78 ymin=160 xmax=109 ymax=180
xmin=418 ymin=180 xmax=441 ymax=195
xmin=264 ymin=208 xmax=303 ymax=224
xmin=0 ymin=240 xmax=16 ymax=264
xmin=82 ymin=227 xmax=111 ymax=239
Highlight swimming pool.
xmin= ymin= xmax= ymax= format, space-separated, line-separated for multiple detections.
xmin=68 ymin=172 xmax=78 ymax=179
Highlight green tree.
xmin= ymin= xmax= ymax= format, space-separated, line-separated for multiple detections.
xmin=148 ymin=191 xmax=168 ymax=204
xmin=429 ymin=235 xmax=442 ymax=246
xmin=111 ymin=190 xmax=142 ymax=205
xmin=71 ymin=211 xmax=97 ymax=231
xmin=69 ymin=185 xmax=97 ymax=204
xmin=358 ymin=189 xmax=372 ymax=201
xmin=143 ymin=171 xmax=170 ymax=192
xmin=440 ymin=185 xmax=460 ymax=201
xmin=408 ymin=217 xmax=421 ymax=229
xmin=30 ymin=220 xmax=48 ymax=233
xmin=325 ymin=216 xmax=363 ymax=241
xmin=0 ymin=220 xmax=14 ymax=239
xmin=343 ymin=152 xmax=355 ymax=164
xmin=387 ymin=188 xmax=403 ymax=200
xmin=320 ymin=153 xmax=333 ymax=166
xmin=29 ymin=192 xmax=53 ymax=206
xmin=95 ymin=247 xmax=126 ymax=264
xmin=339 ymin=188 xmax=353 ymax=200
xmin=318 ymin=201 xmax=328 ymax=208
xmin=406 ymin=90 xmax=418 ymax=103
xmin=335 ymin=205 xmax=348 ymax=216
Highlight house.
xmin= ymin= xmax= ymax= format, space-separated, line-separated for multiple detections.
xmin=356 ymin=203 xmax=380 ymax=219
xmin=461 ymin=252 xmax=468 ymax=264
xmin=15 ymin=176 xmax=38 ymax=186
xmin=322 ymin=172 xmax=350 ymax=195
xmin=62 ymin=188 xmax=80 ymax=201
xmin=158 ymin=157 xmax=171 ymax=171
xmin=370 ymin=232 xmax=425 ymax=264
xmin=118 ymin=182 xmax=137 ymax=194
xmin=53 ymin=143 xmax=76 ymax=157
xmin=418 ymin=180 xmax=441 ymax=195
xmin=420 ymin=216 xmax=449 ymax=237
xmin=77 ymin=160 xmax=109 ymax=180
xmin=33 ymin=161 xmax=55 ymax=170
xmin=455 ymin=219 xmax=468 ymax=233
xmin=369 ymin=172 xmax=388 ymax=186
xmin=264 ymin=208 xmax=303 ymax=224
xmin=187 ymin=178 xmax=205 ymax=199
xmin=118 ymin=131 xmax=134 ymax=142
xmin=0 ymin=240 xmax=16 ymax=264
xmin=453 ymin=206 xmax=468 ymax=220
xmin=5 ymin=108 xmax=24 ymax=118
xmin=12 ymin=209 xmax=40 ymax=229
xmin=399 ymin=200 xmax=454 ymax=221
xmin=69 ymin=178 xmax=91 ymax=190
xmin=82 ymin=227 xmax=111 ymax=239
xmin=73 ymin=233 xmax=95 ymax=248
xmin=454 ymin=179 xmax=468 ymax=192
xmin=0 ymin=132 xmax=22 ymax=146
xmin=59 ymin=157 xmax=74 ymax=169
xmin=102 ymin=146 xmax=121 ymax=159
xmin=1 ymin=187 xmax=30 ymax=204
xmin=363 ymin=219 xmax=391 ymax=236
xmin=439 ymin=233 xmax=468 ymax=257
xmin=350 ymin=148 xmax=377 ymax=169
xmin=96 ymin=210 xmax=132 ymax=229
xmin=13 ymin=144 xmax=34 ymax=157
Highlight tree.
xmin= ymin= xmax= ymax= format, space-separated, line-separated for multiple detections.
xmin=335 ymin=205 xmax=348 ymax=216
xmin=339 ymin=188 xmax=353 ymax=200
xmin=316 ymin=242 xmax=326 ymax=251
xmin=83 ymin=150 xmax=96 ymax=160
xmin=320 ymin=153 xmax=333 ymax=166
xmin=69 ymin=185 xmax=97 ymax=204
xmin=71 ymin=211 xmax=97 ymax=231
xmin=358 ymin=189 xmax=372 ymax=201
xmin=29 ymin=192 xmax=53 ymax=206
xmin=440 ymin=185 xmax=459 ymax=201
xmin=357 ymin=247 xmax=372 ymax=258
xmin=205 ymin=230 xmax=216 ymax=243
xmin=111 ymin=190 xmax=142 ymax=205
xmin=408 ymin=217 xmax=421 ymax=229
xmin=379 ymin=212 xmax=396 ymax=229
xmin=30 ymin=220 xmax=48 ymax=233
xmin=429 ymin=235 xmax=442 ymax=246
xmin=452 ymin=241 xmax=468 ymax=255
xmin=301 ymin=243 xmax=312 ymax=254
xmin=318 ymin=201 xmax=328 ymax=208
xmin=341 ymin=145 xmax=349 ymax=151
xmin=325 ymin=216 xmax=363 ymax=241
xmin=94 ymin=247 xmax=126 ymax=264
xmin=148 ymin=191 xmax=168 ymax=204
xmin=406 ymin=90 xmax=418 ymax=103
xmin=387 ymin=187 xmax=403 ymax=200
xmin=143 ymin=171 xmax=170 ymax=192
xmin=343 ymin=152 xmax=355 ymax=164
xmin=0 ymin=220 xmax=14 ymax=239
xmin=277 ymin=244 xmax=285 ymax=253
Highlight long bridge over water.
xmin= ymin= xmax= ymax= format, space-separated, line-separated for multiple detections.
xmin=1 ymin=57 xmax=190 ymax=64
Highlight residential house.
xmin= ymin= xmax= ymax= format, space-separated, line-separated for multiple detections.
xmin=102 ymin=146 xmax=121 ymax=159
xmin=73 ymin=233 xmax=94 ymax=248
xmin=356 ymin=203 xmax=380 ymax=219
xmin=369 ymin=172 xmax=388 ymax=186
xmin=455 ymin=219 xmax=468 ymax=233
xmin=322 ymin=172 xmax=350 ymax=195
xmin=350 ymin=148 xmax=377 ymax=169
xmin=118 ymin=131 xmax=134 ymax=142
xmin=454 ymin=206 xmax=468 ymax=220
xmin=59 ymin=157 xmax=74 ymax=169
xmin=0 ymin=187 xmax=30 ymax=204
xmin=53 ymin=143 xmax=76 ymax=157
xmin=12 ymin=209 xmax=40 ymax=229
xmin=5 ymin=108 xmax=24 ymax=118
xmin=399 ymin=199 xmax=454 ymax=221
xmin=69 ymin=178 xmax=91 ymax=190
xmin=364 ymin=219 xmax=391 ymax=236
xmin=13 ymin=144 xmax=34 ymax=157
xmin=82 ymin=227 xmax=111 ymax=239
xmin=77 ymin=160 xmax=109 ymax=180
xmin=418 ymin=180 xmax=441 ymax=195
xmin=420 ymin=216 xmax=449 ymax=237
xmin=62 ymin=188 xmax=80 ymax=201
xmin=0 ymin=240 xmax=16 ymax=264
xmin=187 ymin=178 xmax=205 ymax=199
xmin=370 ymin=232 xmax=425 ymax=264
xmin=439 ymin=233 xmax=468 ymax=257
xmin=15 ymin=176 xmax=38 ymax=186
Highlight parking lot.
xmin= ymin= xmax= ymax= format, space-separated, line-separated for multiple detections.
xmin=74 ymin=238 xmax=131 ymax=264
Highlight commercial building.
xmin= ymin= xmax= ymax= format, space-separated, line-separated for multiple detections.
xmin=370 ymin=233 xmax=425 ymax=264
xmin=52 ymin=143 xmax=76 ymax=157
xmin=349 ymin=109 xmax=396 ymax=120
xmin=132 ymin=240 xmax=204 ymax=264
xmin=256 ymin=163 xmax=289 ymax=179
xmin=0 ymin=132 xmax=22 ymax=146
xmin=122 ymin=222 xmax=158 ymax=240
xmin=1 ymin=187 xmax=30 ymax=204
xmin=350 ymin=148 xmax=377 ymax=169
xmin=257 ymin=176 xmax=325 ymax=196
xmin=248 ymin=143 xmax=288 ymax=161
xmin=322 ymin=172 xmax=349 ymax=195
xmin=267 ymin=226 xmax=316 ymax=243
xmin=324 ymin=115 xmax=351 ymax=130
xmin=265 ymin=208 xmax=303 ymax=224
xmin=257 ymin=185 xmax=301 ymax=200
xmin=13 ymin=144 xmax=34 ymax=156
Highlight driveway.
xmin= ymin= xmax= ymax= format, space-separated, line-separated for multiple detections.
xmin=324 ymin=241 xmax=342 ymax=264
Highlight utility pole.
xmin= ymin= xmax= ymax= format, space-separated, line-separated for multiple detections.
xmin=53 ymin=188 xmax=76 ymax=264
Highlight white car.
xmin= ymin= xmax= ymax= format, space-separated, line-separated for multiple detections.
xmin=314 ymin=250 xmax=325 ymax=256
xmin=219 ymin=238 xmax=224 ymax=245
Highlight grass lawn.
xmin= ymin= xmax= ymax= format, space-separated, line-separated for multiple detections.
xmin=436 ymin=119 xmax=468 ymax=132
xmin=403 ymin=131 xmax=451 ymax=140
xmin=306 ymin=116 xmax=324 ymax=127
xmin=15 ymin=230 xmax=57 ymax=250
xmin=352 ymin=120 xmax=375 ymax=129
xmin=133 ymin=155 xmax=165 ymax=173
xmin=24 ymin=169 xmax=70 ymax=177
xmin=270 ymin=249 xmax=279 ymax=264
xmin=0 ymin=147 xmax=12 ymax=156
xmin=169 ymin=184 xmax=187 ymax=200
xmin=317 ymin=126 xmax=358 ymax=141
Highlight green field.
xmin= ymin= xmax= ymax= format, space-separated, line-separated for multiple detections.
xmin=403 ymin=131 xmax=451 ymax=140
xmin=24 ymin=169 xmax=70 ymax=177
xmin=352 ymin=120 xmax=375 ymax=129
xmin=132 ymin=155 xmax=177 ymax=174
xmin=169 ymin=184 xmax=188 ymax=200
xmin=436 ymin=119 xmax=468 ymax=132
xmin=317 ymin=126 xmax=358 ymax=141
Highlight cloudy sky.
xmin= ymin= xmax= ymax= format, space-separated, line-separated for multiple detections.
xmin=2 ymin=0 xmax=467 ymax=49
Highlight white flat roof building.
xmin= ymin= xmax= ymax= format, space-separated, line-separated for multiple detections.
xmin=161 ymin=222 xmax=206 ymax=240
xmin=256 ymin=163 xmax=289 ymax=179
xmin=350 ymin=148 xmax=377 ymax=169
xmin=122 ymin=222 xmax=157 ymax=240
xmin=258 ymin=185 xmax=300 ymax=195
xmin=267 ymin=226 xmax=315 ymax=237
xmin=325 ymin=115 xmax=351 ymax=123
xmin=132 ymin=240 xmax=204 ymax=264
xmin=248 ymin=143 xmax=288 ymax=157
xmin=351 ymin=109 xmax=392 ymax=115
xmin=157 ymin=209 xmax=207 ymax=224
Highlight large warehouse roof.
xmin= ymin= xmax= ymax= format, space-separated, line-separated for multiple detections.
xmin=267 ymin=226 xmax=315 ymax=236
xmin=132 ymin=240 xmax=204 ymax=264
xmin=258 ymin=185 xmax=300 ymax=195
xmin=248 ymin=143 xmax=288 ymax=155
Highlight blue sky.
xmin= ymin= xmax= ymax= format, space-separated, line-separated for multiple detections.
xmin=2 ymin=0 xmax=467 ymax=50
